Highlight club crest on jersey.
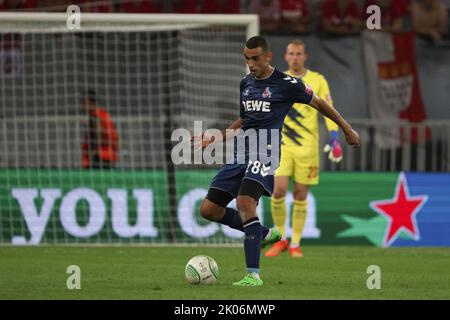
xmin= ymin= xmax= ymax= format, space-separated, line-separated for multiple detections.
xmin=262 ymin=87 xmax=271 ymax=99
xmin=243 ymin=89 xmax=250 ymax=96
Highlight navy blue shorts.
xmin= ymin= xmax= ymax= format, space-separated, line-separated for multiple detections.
xmin=209 ymin=161 xmax=274 ymax=199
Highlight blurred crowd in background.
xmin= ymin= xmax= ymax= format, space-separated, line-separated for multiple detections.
xmin=0 ymin=0 xmax=449 ymax=44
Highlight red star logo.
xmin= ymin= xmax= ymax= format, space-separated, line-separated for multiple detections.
xmin=370 ymin=173 xmax=428 ymax=247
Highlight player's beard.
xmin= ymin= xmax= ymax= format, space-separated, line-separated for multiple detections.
xmin=249 ymin=68 xmax=259 ymax=77
xmin=254 ymin=66 xmax=271 ymax=79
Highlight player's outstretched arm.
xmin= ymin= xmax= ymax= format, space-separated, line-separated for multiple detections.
xmin=309 ymin=95 xmax=360 ymax=148
xmin=192 ymin=117 xmax=243 ymax=148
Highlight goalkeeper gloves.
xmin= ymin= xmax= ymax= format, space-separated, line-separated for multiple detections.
xmin=323 ymin=130 xmax=342 ymax=163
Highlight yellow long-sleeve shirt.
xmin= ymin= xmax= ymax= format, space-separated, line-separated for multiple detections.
xmin=282 ymin=69 xmax=338 ymax=150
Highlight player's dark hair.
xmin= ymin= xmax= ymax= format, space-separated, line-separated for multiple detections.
xmin=245 ymin=36 xmax=270 ymax=53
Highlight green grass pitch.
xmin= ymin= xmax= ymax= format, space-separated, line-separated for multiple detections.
xmin=0 ymin=246 xmax=449 ymax=300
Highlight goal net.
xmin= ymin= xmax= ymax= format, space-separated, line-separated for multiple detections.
xmin=0 ymin=12 xmax=259 ymax=245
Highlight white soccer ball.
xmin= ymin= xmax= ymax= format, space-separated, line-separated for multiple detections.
xmin=185 ymin=255 xmax=219 ymax=285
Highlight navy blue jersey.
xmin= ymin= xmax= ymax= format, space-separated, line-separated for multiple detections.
xmin=209 ymin=69 xmax=314 ymax=199
xmin=239 ymin=68 xmax=313 ymax=130
xmin=233 ymin=68 xmax=314 ymax=167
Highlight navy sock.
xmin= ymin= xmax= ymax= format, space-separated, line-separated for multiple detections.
xmin=219 ymin=207 xmax=244 ymax=232
xmin=219 ymin=207 xmax=269 ymax=238
xmin=243 ymin=217 xmax=262 ymax=272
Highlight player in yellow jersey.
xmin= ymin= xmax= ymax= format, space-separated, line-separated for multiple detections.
xmin=265 ymin=39 xmax=343 ymax=258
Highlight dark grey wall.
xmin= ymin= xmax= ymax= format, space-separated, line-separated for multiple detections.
xmin=267 ymin=34 xmax=450 ymax=119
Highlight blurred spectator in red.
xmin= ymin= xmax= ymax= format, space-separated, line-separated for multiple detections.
xmin=363 ymin=0 xmax=408 ymax=32
xmin=0 ymin=0 xmax=37 ymax=10
xmin=279 ymin=0 xmax=310 ymax=33
xmin=119 ymin=0 xmax=164 ymax=13
xmin=200 ymin=0 xmax=240 ymax=14
xmin=411 ymin=0 xmax=448 ymax=44
xmin=81 ymin=89 xmax=119 ymax=169
xmin=172 ymin=0 xmax=200 ymax=13
xmin=248 ymin=0 xmax=281 ymax=32
xmin=79 ymin=0 xmax=112 ymax=13
xmin=36 ymin=0 xmax=67 ymax=12
xmin=321 ymin=0 xmax=361 ymax=35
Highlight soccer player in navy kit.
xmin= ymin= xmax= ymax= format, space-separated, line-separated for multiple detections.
xmin=196 ymin=36 xmax=360 ymax=286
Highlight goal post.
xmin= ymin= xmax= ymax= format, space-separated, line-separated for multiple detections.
xmin=0 ymin=12 xmax=259 ymax=245
xmin=0 ymin=12 xmax=259 ymax=35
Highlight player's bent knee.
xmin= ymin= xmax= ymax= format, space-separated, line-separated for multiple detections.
xmin=199 ymin=199 xmax=223 ymax=221
xmin=199 ymin=199 xmax=214 ymax=220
